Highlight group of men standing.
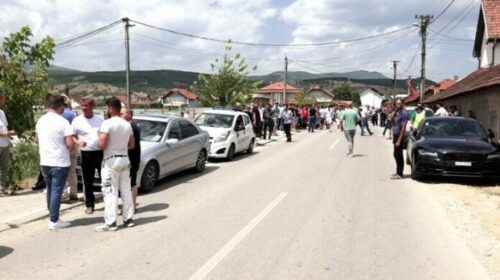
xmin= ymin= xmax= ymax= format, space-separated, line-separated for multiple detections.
xmin=36 ymin=94 xmax=140 ymax=231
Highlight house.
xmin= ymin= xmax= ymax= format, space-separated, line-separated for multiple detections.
xmin=159 ymin=88 xmax=199 ymax=108
xmin=131 ymin=91 xmax=151 ymax=106
xmin=427 ymin=0 xmax=500 ymax=138
xmin=255 ymin=81 xmax=301 ymax=104
xmin=404 ymin=78 xmax=457 ymax=106
xmin=359 ymin=88 xmax=384 ymax=108
xmin=308 ymin=85 xmax=335 ymax=106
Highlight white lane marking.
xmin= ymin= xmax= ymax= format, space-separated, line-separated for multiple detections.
xmin=189 ymin=192 xmax=288 ymax=280
xmin=328 ymin=139 xmax=340 ymax=150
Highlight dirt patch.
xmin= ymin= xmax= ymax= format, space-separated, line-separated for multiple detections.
xmin=427 ymin=182 xmax=500 ymax=279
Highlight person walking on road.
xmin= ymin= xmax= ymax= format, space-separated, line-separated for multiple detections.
xmin=121 ymin=107 xmax=141 ymax=212
xmin=361 ymin=105 xmax=373 ymax=136
xmin=71 ymin=96 xmax=104 ymax=214
xmin=36 ymin=94 xmax=75 ymax=229
xmin=391 ymin=98 xmax=409 ymax=179
xmin=263 ymin=103 xmax=274 ymax=140
xmin=95 ymin=97 xmax=135 ymax=232
xmin=340 ymin=103 xmax=359 ymax=158
xmin=0 ymin=92 xmax=16 ymax=195
xmin=282 ymin=104 xmax=293 ymax=142
xmin=308 ymin=104 xmax=318 ymax=133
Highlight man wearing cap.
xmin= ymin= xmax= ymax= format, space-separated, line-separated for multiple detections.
xmin=413 ymin=104 xmax=426 ymax=130
xmin=0 ymin=91 xmax=16 ymax=195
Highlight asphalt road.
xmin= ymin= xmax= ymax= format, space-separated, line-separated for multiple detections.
xmin=0 ymin=129 xmax=492 ymax=280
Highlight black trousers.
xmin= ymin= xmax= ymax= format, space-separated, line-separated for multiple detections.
xmin=284 ymin=123 xmax=292 ymax=141
xmin=81 ymin=150 xmax=103 ymax=208
xmin=263 ymin=122 xmax=274 ymax=140
xmin=393 ymin=134 xmax=404 ymax=176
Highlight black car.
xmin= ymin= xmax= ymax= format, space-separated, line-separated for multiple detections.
xmin=406 ymin=117 xmax=500 ymax=179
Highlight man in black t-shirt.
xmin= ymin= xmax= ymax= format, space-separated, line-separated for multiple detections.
xmin=308 ymin=105 xmax=318 ymax=133
xmin=121 ymin=108 xmax=141 ymax=211
xmin=252 ymin=101 xmax=262 ymax=138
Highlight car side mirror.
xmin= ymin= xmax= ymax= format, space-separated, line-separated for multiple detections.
xmin=166 ymin=138 xmax=179 ymax=145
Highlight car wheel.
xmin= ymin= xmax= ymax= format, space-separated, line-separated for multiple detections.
xmin=226 ymin=144 xmax=235 ymax=161
xmin=247 ymin=138 xmax=255 ymax=154
xmin=140 ymin=161 xmax=158 ymax=193
xmin=410 ymin=156 xmax=422 ymax=180
xmin=194 ymin=150 xmax=207 ymax=173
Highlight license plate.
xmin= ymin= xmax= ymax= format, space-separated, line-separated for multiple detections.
xmin=455 ymin=161 xmax=472 ymax=167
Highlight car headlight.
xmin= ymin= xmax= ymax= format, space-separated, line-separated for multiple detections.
xmin=215 ymin=131 xmax=231 ymax=143
xmin=487 ymin=152 xmax=500 ymax=160
xmin=418 ymin=149 xmax=438 ymax=157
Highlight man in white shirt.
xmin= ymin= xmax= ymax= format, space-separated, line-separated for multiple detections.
xmin=95 ymin=97 xmax=135 ymax=232
xmin=71 ymin=96 xmax=103 ymax=214
xmin=435 ymin=103 xmax=449 ymax=117
xmin=281 ymin=104 xmax=293 ymax=142
xmin=36 ymin=94 xmax=74 ymax=230
xmin=0 ymin=92 xmax=16 ymax=195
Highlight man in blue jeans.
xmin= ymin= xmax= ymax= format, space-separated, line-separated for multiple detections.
xmin=36 ymin=94 xmax=75 ymax=230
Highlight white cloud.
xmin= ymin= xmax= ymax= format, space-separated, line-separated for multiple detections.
xmin=0 ymin=0 xmax=480 ymax=81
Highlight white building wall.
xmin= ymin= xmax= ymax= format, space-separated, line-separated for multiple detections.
xmin=480 ymin=32 xmax=500 ymax=68
xmin=360 ymin=90 xmax=383 ymax=108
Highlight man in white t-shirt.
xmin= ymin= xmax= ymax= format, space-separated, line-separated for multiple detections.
xmin=71 ymin=95 xmax=103 ymax=214
xmin=0 ymin=92 xmax=16 ymax=195
xmin=95 ymin=97 xmax=135 ymax=232
xmin=36 ymin=94 xmax=74 ymax=230
xmin=435 ymin=103 xmax=448 ymax=117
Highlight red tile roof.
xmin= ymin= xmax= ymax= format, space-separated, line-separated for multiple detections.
xmin=167 ymin=88 xmax=198 ymax=100
xmin=426 ymin=63 xmax=500 ymax=103
xmin=258 ymin=81 xmax=300 ymax=93
xmin=483 ymin=0 xmax=500 ymax=38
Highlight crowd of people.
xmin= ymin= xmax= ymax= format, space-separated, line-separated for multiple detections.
xmin=3 ymin=93 xmax=141 ymax=231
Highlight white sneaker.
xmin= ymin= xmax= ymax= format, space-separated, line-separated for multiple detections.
xmin=95 ymin=223 xmax=118 ymax=232
xmin=49 ymin=219 xmax=71 ymax=230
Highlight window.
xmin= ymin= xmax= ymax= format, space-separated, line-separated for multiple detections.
xmin=243 ymin=115 xmax=250 ymax=125
xmin=135 ymin=119 xmax=168 ymax=142
xmin=195 ymin=113 xmax=234 ymax=128
xmin=168 ymin=121 xmax=182 ymax=140
xmin=235 ymin=116 xmax=244 ymax=130
xmin=179 ymin=120 xmax=199 ymax=139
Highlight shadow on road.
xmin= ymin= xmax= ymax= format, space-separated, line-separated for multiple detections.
xmin=135 ymin=215 xmax=168 ymax=226
xmin=70 ymin=217 xmax=103 ymax=227
xmin=142 ymin=166 xmax=220 ymax=196
xmin=0 ymin=246 xmax=14 ymax=259
xmin=208 ymin=151 xmax=260 ymax=163
xmin=138 ymin=203 xmax=169 ymax=213
xmin=418 ymin=177 xmax=500 ymax=187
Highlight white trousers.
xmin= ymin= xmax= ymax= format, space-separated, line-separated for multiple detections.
xmin=101 ymin=156 xmax=133 ymax=225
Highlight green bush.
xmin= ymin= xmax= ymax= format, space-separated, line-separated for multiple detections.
xmin=8 ymin=141 xmax=39 ymax=190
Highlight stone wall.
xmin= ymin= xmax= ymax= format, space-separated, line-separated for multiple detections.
xmin=441 ymin=85 xmax=500 ymax=140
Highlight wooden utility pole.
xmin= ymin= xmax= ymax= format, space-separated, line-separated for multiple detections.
xmin=123 ymin=17 xmax=134 ymax=107
xmin=392 ymin=60 xmax=400 ymax=100
xmin=283 ymin=55 xmax=288 ymax=104
xmin=416 ymin=15 xmax=433 ymax=103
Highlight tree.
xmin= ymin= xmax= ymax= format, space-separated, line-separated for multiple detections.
xmin=334 ymin=83 xmax=353 ymax=100
xmin=190 ymin=42 xmax=261 ymax=107
xmin=0 ymin=26 xmax=55 ymax=137
xmin=294 ymin=87 xmax=314 ymax=106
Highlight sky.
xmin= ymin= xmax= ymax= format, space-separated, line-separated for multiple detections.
xmin=0 ymin=0 xmax=482 ymax=81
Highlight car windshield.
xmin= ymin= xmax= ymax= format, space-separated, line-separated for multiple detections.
xmin=420 ymin=118 xmax=488 ymax=139
xmin=134 ymin=119 xmax=168 ymax=142
xmin=195 ymin=113 xmax=234 ymax=128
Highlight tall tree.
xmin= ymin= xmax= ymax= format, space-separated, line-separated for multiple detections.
xmin=0 ymin=26 xmax=55 ymax=137
xmin=334 ymin=83 xmax=353 ymax=100
xmin=294 ymin=87 xmax=314 ymax=106
xmin=191 ymin=42 xmax=261 ymax=107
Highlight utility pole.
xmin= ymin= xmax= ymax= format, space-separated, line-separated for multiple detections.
xmin=123 ymin=17 xmax=134 ymax=108
xmin=392 ymin=60 xmax=400 ymax=100
xmin=415 ymin=15 xmax=433 ymax=103
xmin=283 ymin=55 xmax=288 ymax=104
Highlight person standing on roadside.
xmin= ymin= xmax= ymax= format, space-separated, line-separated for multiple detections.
xmin=434 ymin=103 xmax=448 ymax=117
xmin=36 ymin=94 xmax=74 ymax=229
xmin=340 ymin=103 xmax=359 ymax=157
xmin=121 ymin=107 xmax=141 ymax=211
xmin=272 ymin=103 xmax=280 ymax=136
xmin=262 ymin=103 xmax=274 ymax=140
xmin=251 ymin=101 xmax=262 ymax=139
xmin=95 ymin=97 xmax=135 ymax=232
xmin=0 ymin=92 xmax=16 ymax=195
xmin=391 ymin=98 xmax=409 ymax=179
xmin=282 ymin=104 xmax=293 ymax=142
xmin=308 ymin=104 xmax=318 ymax=133
xmin=61 ymin=94 xmax=78 ymax=201
xmin=71 ymin=96 xmax=103 ymax=214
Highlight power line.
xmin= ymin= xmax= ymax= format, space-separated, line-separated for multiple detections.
xmin=129 ymin=18 xmax=415 ymax=48
xmin=431 ymin=0 xmax=456 ymax=23
xmin=55 ymin=20 xmax=122 ymax=49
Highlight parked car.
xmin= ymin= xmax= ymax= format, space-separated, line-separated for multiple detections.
xmin=406 ymin=117 xmax=500 ymax=180
xmin=77 ymin=114 xmax=210 ymax=193
xmin=194 ymin=109 xmax=255 ymax=160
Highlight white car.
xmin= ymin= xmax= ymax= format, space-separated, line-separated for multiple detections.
xmin=195 ymin=110 xmax=255 ymax=160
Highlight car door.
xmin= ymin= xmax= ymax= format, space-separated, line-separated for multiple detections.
xmin=243 ymin=114 xmax=253 ymax=146
xmin=234 ymin=115 xmax=247 ymax=152
xmin=163 ymin=120 xmax=184 ymax=173
xmin=178 ymin=120 xmax=201 ymax=168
